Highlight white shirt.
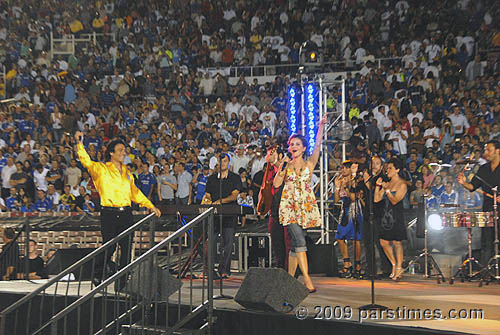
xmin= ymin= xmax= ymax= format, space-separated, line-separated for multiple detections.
xmin=407 ymin=112 xmax=423 ymax=126
xmin=1 ymin=164 xmax=16 ymax=188
xmin=259 ymin=112 xmax=277 ymax=135
xmin=374 ymin=110 xmax=391 ymax=138
xmin=225 ymin=102 xmax=241 ymax=120
xmin=354 ymin=47 xmax=366 ymax=64
xmin=423 ymin=127 xmax=440 ymax=148
xmin=250 ymin=157 xmax=266 ymax=179
xmin=449 ymin=113 xmax=469 ymax=134
xmin=34 ymin=168 xmax=49 ymax=191
xmin=231 ymin=155 xmax=250 ymax=174
xmin=239 ymin=105 xmax=260 ymax=122
xmin=389 ymin=130 xmax=408 ymax=155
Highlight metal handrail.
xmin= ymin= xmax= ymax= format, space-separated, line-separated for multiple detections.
xmin=40 ymin=207 xmax=215 ymax=334
xmin=0 ymin=212 xmax=155 ymax=320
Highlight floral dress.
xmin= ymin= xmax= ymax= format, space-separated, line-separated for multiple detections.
xmin=279 ymin=166 xmax=321 ymax=229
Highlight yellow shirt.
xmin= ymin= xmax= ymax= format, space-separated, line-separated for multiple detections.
xmin=76 ymin=143 xmax=154 ymax=209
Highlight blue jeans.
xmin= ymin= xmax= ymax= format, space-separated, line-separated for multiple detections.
xmin=286 ymin=223 xmax=307 ymax=257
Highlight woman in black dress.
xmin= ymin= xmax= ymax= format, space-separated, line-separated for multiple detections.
xmin=374 ymin=158 xmax=407 ymax=281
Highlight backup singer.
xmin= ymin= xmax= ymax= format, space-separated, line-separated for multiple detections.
xmin=374 ymin=158 xmax=407 ymax=281
xmin=273 ymin=114 xmax=327 ymax=293
xmin=257 ymin=145 xmax=289 ymax=269
xmin=75 ymin=131 xmax=161 ymax=285
xmin=458 ymin=140 xmax=500 ymax=266
xmin=334 ymin=160 xmax=364 ymax=278
xmin=202 ymin=153 xmax=241 ymax=278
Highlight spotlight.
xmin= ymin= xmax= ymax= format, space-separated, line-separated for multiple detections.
xmin=308 ymin=51 xmax=317 ymax=61
xmin=428 ymin=214 xmax=443 ymax=231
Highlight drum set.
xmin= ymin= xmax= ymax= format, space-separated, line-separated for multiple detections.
xmin=439 ymin=210 xmax=495 ymax=284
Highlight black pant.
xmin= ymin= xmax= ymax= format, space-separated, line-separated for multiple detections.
xmin=268 ymin=215 xmax=287 ymax=269
xmin=363 ymin=219 xmax=392 ymax=276
xmin=216 ymin=217 xmax=236 ymax=276
xmin=481 ymin=227 xmax=495 ymax=266
xmin=176 ymin=196 xmax=189 ymax=205
xmin=95 ymin=208 xmax=134 ymax=279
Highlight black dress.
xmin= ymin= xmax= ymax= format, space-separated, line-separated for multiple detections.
xmin=379 ymin=192 xmax=407 ymax=241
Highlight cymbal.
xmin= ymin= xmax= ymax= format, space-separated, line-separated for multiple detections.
xmin=455 ymin=159 xmax=479 ymax=165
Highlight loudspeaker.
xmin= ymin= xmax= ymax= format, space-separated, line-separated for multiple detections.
xmin=234 ymin=268 xmax=309 ymax=313
xmin=125 ymin=258 xmax=182 ymax=300
xmin=306 ymin=239 xmax=337 ymax=276
xmin=46 ymin=248 xmax=96 ymax=280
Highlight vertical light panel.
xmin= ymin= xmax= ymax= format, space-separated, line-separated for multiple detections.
xmin=288 ymin=85 xmax=299 ymax=135
xmin=305 ymin=83 xmax=318 ymax=155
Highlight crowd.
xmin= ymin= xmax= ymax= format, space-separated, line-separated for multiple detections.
xmin=0 ymin=0 xmax=498 ymax=215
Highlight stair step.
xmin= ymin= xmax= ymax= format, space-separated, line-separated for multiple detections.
xmin=121 ymin=324 xmax=204 ymax=335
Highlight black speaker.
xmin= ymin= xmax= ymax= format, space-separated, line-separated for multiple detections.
xmin=306 ymin=239 xmax=337 ymax=276
xmin=46 ymin=248 xmax=95 ymax=280
xmin=125 ymin=258 xmax=182 ymax=300
xmin=234 ymin=268 xmax=309 ymax=313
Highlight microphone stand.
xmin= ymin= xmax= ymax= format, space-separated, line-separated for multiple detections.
xmin=359 ymin=154 xmax=387 ymax=311
xmin=214 ymin=157 xmax=233 ymax=300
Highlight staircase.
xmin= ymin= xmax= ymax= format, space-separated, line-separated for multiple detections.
xmin=0 ymin=208 xmax=216 ymax=335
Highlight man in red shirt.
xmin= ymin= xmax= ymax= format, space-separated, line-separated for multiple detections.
xmin=257 ymin=145 xmax=290 ymax=269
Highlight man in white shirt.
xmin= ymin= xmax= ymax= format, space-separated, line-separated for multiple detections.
xmin=374 ymin=106 xmax=391 ymax=138
xmin=33 ymin=163 xmax=49 ymax=192
xmin=259 ymin=105 xmax=277 ymax=136
xmin=407 ymin=105 xmax=423 ymax=126
xmin=389 ymin=122 xmax=408 ymax=155
xmin=423 ymin=120 xmax=440 ymax=148
xmin=230 ymin=146 xmax=250 ymax=174
xmin=239 ymin=98 xmax=260 ymax=122
xmin=225 ymin=96 xmax=241 ymax=120
xmin=1 ymin=157 xmax=16 ymax=199
xmin=448 ymin=105 xmax=469 ymax=137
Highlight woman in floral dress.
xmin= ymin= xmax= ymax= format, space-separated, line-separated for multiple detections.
xmin=273 ymin=114 xmax=326 ymax=292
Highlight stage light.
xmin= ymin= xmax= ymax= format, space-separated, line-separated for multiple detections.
xmin=305 ymin=83 xmax=318 ymax=156
xmin=308 ymin=51 xmax=317 ymax=61
xmin=428 ymin=214 xmax=444 ymax=231
xmin=288 ymin=85 xmax=300 ymax=135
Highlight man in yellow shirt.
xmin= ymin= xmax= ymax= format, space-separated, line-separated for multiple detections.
xmin=75 ymin=131 xmax=161 ymax=284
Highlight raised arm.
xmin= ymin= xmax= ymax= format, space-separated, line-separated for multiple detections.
xmin=74 ymin=131 xmax=100 ymax=177
xmin=308 ymin=114 xmax=328 ymax=168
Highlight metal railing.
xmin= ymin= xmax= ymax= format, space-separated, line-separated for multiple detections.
xmin=0 ymin=212 xmax=160 ymax=334
xmin=0 ymin=208 xmax=215 ymax=335
xmin=50 ymin=32 xmax=116 ymax=59
xmin=0 ymin=219 xmax=30 ymax=281
xmin=205 ymin=57 xmax=401 ymax=78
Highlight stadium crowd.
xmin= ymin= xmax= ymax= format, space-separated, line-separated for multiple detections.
xmin=0 ymin=0 xmax=499 ymax=215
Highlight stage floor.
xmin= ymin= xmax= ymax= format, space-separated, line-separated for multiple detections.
xmin=1 ymin=274 xmax=499 ymax=335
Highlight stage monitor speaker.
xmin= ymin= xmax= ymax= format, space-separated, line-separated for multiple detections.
xmin=46 ymin=248 xmax=95 ymax=280
xmin=234 ymin=268 xmax=309 ymax=313
xmin=125 ymin=258 xmax=182 ymax=300
xmin=306 ymin=239 xmax=337 ymax=276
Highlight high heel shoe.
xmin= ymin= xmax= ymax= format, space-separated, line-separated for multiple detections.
xmin=340 ymin=266 xmax=353 ymax=278
xmin=392 ymin=267 xmax=403 ymax=281
xmin=308 ymin=288 xmax=317 ymax=293
xmin=389 ymin=264 xmax=396 ymax=278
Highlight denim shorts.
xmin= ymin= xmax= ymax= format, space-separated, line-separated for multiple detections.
xmin=287 ymin=223 xmax=307 ymax=256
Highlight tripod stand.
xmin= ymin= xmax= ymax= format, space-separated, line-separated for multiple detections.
xmin=403 ymin=194 xmax=446 ymax=284
xmin=449 ymin=225 xmax=482 ymax=284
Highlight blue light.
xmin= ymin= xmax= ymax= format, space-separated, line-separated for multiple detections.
xmin=288 ymin=86 xmax=299 ymax=135
xmin=305 ymin=83 xmax=318 ymax=155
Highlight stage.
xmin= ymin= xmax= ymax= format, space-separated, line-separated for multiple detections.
xmin=1 ymin=274 xmax=499 ymax=335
